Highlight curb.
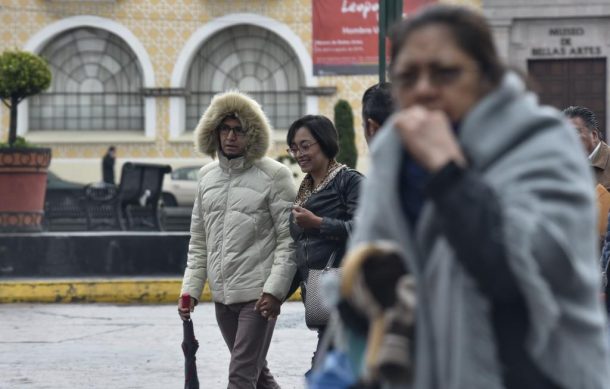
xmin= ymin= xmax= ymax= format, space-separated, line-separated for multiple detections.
xmin=0 ymin=278 xmax=302 ymax=304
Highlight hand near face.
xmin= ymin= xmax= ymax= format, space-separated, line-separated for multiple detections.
xmin=292 ymin=205 xmax=323 ymax=229
xmin=255 ymin=293 xmax=281 ymax=320
xmin=394 ymin=106 xmax=467 ymax=172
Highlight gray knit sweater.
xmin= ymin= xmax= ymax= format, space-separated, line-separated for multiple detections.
xmin=350 ymin=73 xmax=610 ymax=389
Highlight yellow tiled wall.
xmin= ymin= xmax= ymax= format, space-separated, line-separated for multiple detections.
xmin=0 ymin=0 xmax=480 ymax=180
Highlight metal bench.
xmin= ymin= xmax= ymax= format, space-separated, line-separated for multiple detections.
xmin=43 ymin=188 xmax=88 ymax=231
xmin=84 ymin=183 xmax=123 ymax=231
xmin=44 ymin=162 xmax=171 ymax=231
xmin=83 ymin=162 xmax=171 ymax=231
xmin=118 ymin=163 xmax=171 ymax=231
xmin=161 ymin=206 xmax=193 ymax=231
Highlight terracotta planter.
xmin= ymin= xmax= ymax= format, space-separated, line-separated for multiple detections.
xmin=0 ymin=147 xmax=52 ymax=232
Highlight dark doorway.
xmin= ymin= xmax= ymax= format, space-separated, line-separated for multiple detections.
xmin=528 ymin=58 xmax=606 ymax=138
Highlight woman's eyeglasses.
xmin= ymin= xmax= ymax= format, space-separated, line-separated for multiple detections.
xmin=218 ymin=124 xmax=247 ymax=137
xmin=287 ymin=141 xmax=318 ymax=158
xmin=393 ymin=65 xmax=476 ymax=89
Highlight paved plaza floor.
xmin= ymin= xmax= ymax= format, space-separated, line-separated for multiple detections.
xmin=0 ymin=302 xmax=317 ymax=388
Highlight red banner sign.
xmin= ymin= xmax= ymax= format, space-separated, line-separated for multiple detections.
xmin=313 ymin=0 xmax=436 ymax=75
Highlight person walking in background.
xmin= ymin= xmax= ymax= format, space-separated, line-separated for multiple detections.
xmin=564 ymin=106 xmax=610 ymax=316
xmin=564 ymin=106 xmax=610 ymax=248
xmin=564 ymin=106 xmax=610 ymax=190
xmin=286 ymin=115 xmax=363 ymax=369
xmin=361 ymin=82 xmax=394 ymax=145
xmin=178 ymin=91 xmax=297 ymax=389
xmin=102 ymin=145 xmax=116 ymax=185
xmin=601 ymin=209 xmax=610 ymax=327
xmin=349 ymin=5 xmax=610 ymax=389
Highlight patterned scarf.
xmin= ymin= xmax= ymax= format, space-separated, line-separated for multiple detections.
xmin=294 ymin=160 xmax=346 ymax=207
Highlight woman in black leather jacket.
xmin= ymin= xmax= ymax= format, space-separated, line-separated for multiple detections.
xmin=286 ymin=114 xmax=363 ymax=366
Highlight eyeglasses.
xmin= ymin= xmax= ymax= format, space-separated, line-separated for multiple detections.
xmin=287 ymin=141 xmax=318 ymax=158
xmin=392 ymin=65 xmax=477 ymax=89
xmin=218 ymin=124 xmax=247 ymax=137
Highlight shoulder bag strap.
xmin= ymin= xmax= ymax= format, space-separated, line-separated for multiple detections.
xmin=325 ymin=250 xmax=339 ymax=270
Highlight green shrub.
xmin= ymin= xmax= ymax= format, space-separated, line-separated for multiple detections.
xmin=0 ymin=136 xmax=32 ymax=148
xmin=0 ymin=50 xmax=51 ymax=147
xmin=275 ymin=154 xmax=299 ymax=179
xmin=334 ymin=99 xmax=358 ymax=168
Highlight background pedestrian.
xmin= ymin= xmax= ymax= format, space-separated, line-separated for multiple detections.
xmin=102 ymin=146 xmax=116 ymax=185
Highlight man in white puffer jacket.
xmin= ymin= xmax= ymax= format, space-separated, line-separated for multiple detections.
xmin=178 ymin=91 xmax=297 ymax=389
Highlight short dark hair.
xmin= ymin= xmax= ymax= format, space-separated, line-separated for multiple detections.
xmin=390 ymin=5 xmax=505 ymax=87
xmin=287 ymin=115 xmax=339 ymax=159
xmin=362 ymin=82 xmax=393 ymax=126
xmin=563 ymin=106 xmax=599 ymax=133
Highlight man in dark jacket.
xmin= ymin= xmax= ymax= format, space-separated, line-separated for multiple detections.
xmin=361 ymin=82 xmax=393 ymax=145
xmin=564 ymin=106 xmax=610 ymax=190
xmin=102 ymin=146 xmax=116 ymax=185
xmin=564 ymin=106 xmax=610 ymax=249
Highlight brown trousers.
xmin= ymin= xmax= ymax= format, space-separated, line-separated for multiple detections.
xmin=215 ymin=301 xmax=280 ymax=389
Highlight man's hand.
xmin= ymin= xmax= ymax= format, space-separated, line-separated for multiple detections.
xmin=255 ymin=293 xmax=282 ymax=320
xmin=178 ymin=296 xmax=196 ymax=321
xmin=394 ymin=106 xmax=467 ymax=172
xmin=292 ymin=206 xmax=323 ymax=229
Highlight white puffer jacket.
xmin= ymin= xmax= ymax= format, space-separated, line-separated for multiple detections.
xmin=180 ymin=91 xmax=297 ymax=304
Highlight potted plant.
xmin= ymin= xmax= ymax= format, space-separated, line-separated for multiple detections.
xmin=0 ymin=50 xmax=52 ymax=232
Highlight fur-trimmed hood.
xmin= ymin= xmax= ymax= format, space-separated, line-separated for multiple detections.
xmin=193 ymin=91 xmax=271 ymax=160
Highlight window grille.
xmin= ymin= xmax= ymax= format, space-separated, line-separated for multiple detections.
xmin=185 ymin=25 xmax=305 ymax=132
xmin=29 ymin=28 xmax=144 ymax=132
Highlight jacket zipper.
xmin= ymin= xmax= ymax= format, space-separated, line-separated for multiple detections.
xmin=220 ymin=168 xmax=231 ymax=298
xmin=303 ymin=197 xmax=310 ymax=270
xmin=305 ymin=235 xmax=309 ymax=269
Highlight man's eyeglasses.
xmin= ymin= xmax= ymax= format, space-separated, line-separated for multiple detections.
xmin=287 ymin=141 xmax=317 ymax=158
xmin=218 ymin=124 xmax=247 ymax=137
xmin=393 ymin=65 xmax=475 ymax=89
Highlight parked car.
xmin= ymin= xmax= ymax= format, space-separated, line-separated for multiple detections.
xmin=46 ymin=171 xmax=86 ymax=190
xmin=162 ymin=165 xmax=201 ymax=207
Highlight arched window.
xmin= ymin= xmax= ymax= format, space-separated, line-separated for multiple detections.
xmin=185 ymin=24 xmax=305 ymax=131
xmin=29 ymin=28 xmax=144 ymax=132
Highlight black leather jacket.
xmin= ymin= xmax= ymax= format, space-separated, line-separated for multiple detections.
xmin=289 ymin=167 xmax=363 ymax=276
